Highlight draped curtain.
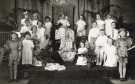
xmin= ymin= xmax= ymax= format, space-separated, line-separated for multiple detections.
xmin=8 ymin=0 xmax=109 ymax=30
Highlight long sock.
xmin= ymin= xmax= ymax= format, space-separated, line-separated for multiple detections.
xmin=119 ymin=63 xmax=123 ymax=78
xmin=123 ymin=63 xmax=127 ymax=78
xmin=13 ymin=63 xmax=17 ymax=80
xmin=9 ymin=65 xmax=13 ymax=80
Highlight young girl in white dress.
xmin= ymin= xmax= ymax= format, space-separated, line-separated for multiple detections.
xmin=111 ymin=22 xmax=119 ymax=40
xmin=76 ymin=15 xmax=87 ymax=48
xmin=37 ymin=21 xmax=45 ymax=49
xmin=44 ymin=16 xmax=52 ymax=39
xmin=31 ymin=13 xmax=39 ymax=26
xmin=21 ymin=11 xmax=29 ymax=26
xmin=88 ymin=22 xmax=100 ymax=49
xmin=20 ymin=19 xmax=32 ymax=34
xmin=22 ymin=32 xmax=34 ymax=65
xmin=76 ymin=42 xmax=88 ymax=66
xmin=104 ymin=14 xmax=115 ymax=37
xmin=96 ymin=14 xmax=105 ymax=30
xmin=76 ymin=15 xmax=86 ymax=37
xmin=103 ymin=38 xmax=118 ymax=67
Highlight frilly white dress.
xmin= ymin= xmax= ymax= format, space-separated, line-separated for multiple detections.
xmin=76 ymin=47 xmax=88 ymax=66
xmin=103 ymin=44 xmax=118 ymax=67
xmin=22 ymin=39 xmax=34 ymax=65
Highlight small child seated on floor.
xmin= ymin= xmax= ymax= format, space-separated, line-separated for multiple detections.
xmin=76 ymin=42 xmax=88 ymax=66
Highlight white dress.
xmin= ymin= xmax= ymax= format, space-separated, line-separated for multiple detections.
xmin=22 ymin=39 xmax=34 ymax=65
xmin=20 ymin=25 xmax=31 ymax=34
xmin=76 ymin=20 xmax=86 ymax=36
xmin=96 ymin=20 xmax=105 ymax=30
xmin=76 ymin=48 xmax=88 ymax=66
xmin=37 ymin=27 xmax=45 ymax=49
xmin=95 ymin=35 xmax=108 ymax=47
xmin=21 ymin=18 xmax=26 ymax=26
xmin=44 ymin=22 xmax=52 ymax=36
xmin=112 ymin=29 xmax=119 ymax=40
xmin=104 ymin=45 xmax=118 ymax=67
xmin=31 ymin=20 xmax=38 ymax=26
xmin=105 ymin=19 xmax=114 ymax=36
xmin=88 ymin=27 xmax=100 ymax=43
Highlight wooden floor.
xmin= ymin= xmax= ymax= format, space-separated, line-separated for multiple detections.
xmin=0 ymin=63 xmax=135 ymax=84
xmin=0 ymin=47 xmax=135 ymax=84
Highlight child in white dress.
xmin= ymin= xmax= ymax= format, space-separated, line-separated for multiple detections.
xmin=37 ymin=21 xmax=45 ymax=49
xmin=76 ymin=15 xmax=86 ymax=37
xmin=95 ymin=29 xmax=108 ymax=66
xmin=105 ymin=14 xmax=115 ymax=37
xmin=44 ymin=16 xmax=52 ymax=38
xmin=88 ymin=22 xmax=100 ymax=49
xmin=76 ymin=15 xmax=86 ymax=48
xmin=96 ymin=14 xmax=105 ymax=30
xmin=20 ymin=19 xmax=32 ymax=34
xmin=111 ymin=22 xmax=119 ymax=40
xmin=76 ymin=42 xmax=88 ymax=66
xmin=21 ymin=11 xmax=29 ymax=26
xmin=22 ymin=32 xmax=34 ymax=65
xmin=103 ymin=38 xmax=118 ymax=67
xmin=31 ymin=13 xmax=39 ymax=26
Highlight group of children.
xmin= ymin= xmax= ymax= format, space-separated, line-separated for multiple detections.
xmin=1 ymin=11 xmax=133 ymax=81
xmin=1 ymin=11 xmax=52 ymax=81
xmin=88 ymin=14 xmax=132 ymax=81
xmin=75 ymin=13 xmax=133 ymax=81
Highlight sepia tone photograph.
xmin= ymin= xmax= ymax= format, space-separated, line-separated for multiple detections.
xmin=0 ymin=0 xmax=135 ymax=84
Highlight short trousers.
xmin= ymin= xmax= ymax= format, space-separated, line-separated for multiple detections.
xmin=118 ymin=57 xmax=128 ymax=63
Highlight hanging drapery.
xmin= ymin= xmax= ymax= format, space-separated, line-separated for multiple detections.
xmin=7 ymin=0 xmax=109 ymax=31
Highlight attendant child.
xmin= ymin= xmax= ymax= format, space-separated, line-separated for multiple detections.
xmin=76 ymin=15 xmax=86 ymax=37
xmin=111 ymin=22 xmax=119 ymax=40
xmin=65 ymin=16 xmax=70 ymax=27
xmin=116 ymin=28 xmax=132 ymax=81
xmin=20 ymin=19 xmax=31 ymax=34
xmin=103 ymin=38 xmax=118 ymax=67
xmin=95 ymin=29 xmax=108 ymax=66
xmin=96 ymin=14 xmax=105 ymax=30
xmin=31 ymin=25 xmax=38 ymax=40
xmin=76 ymin=15 xmax=86 ymax=48
xmin=37 ymin=21 xmax=45 ymax=49
xmin=6 ymin=32 xmax=21 ymax=81
xmin=31 ymin=13 xmax=39 ymax=26
xmin=88 ymin=22 xmax=100 ymax=49
xmin=76 ymin=42 xmax=88 ymax=66
xmin=22 ymin=32 xmax=34 ymax=65
xmin=44 ymin=16 xmax=52 ymax=38
xmin=21 ymin=11 xmax=29 ymax=26
xmin=105 ymin=14 xmax=115 ymax=37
